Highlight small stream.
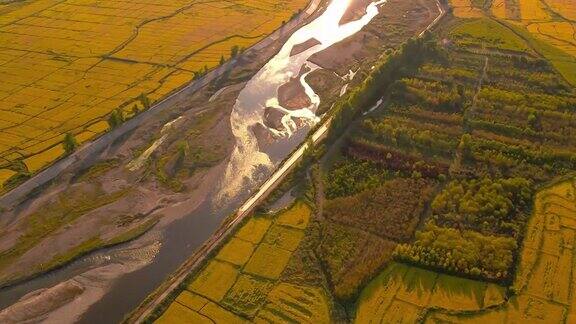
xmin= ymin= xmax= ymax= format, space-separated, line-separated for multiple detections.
xmin=0 ymin=0 xmax=387 ymax=322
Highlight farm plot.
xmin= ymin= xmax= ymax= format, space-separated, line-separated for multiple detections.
xmin=449 ymin=0 xmax=485 ymax=18
xmin=354 ymin=262 xmax=506 ymax=323
xmin=464 ymin=0 xmax=576 ymax=85
xmin=486 ymin=0 xmax=576 ymax=84
xmin=542 ymin=0 xmax=576 ymax=19
xmin=155 ymin=202 xmax=333 ymax=323
xmin=449 ymin=18 xmax=532 ymax=52
xmin=0 ymin=0 xmax=309 ymax=189
xmin=422 ymin=178 xmax=576 ymax=323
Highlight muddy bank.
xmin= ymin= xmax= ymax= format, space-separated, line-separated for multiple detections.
xmin=0 ymin=82 xmax=239 ymax=287
xmin=278 ymin=65 xmax=313 ymax=110
xmin=310 ymin=0 xmax=439 ymax=75
xmin=0 ymin=281 xmax=84 ymax=323
xmin=290 ymin=38 xmax=321 ymax=56
xmin=340 ymin=0 xmax=375 ymax=24
xmin=0 ymin=239 xmax=160 ymax=323
xmin=305 ymin=69 xmax=345 ymax=115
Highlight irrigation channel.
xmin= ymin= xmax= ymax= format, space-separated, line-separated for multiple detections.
xmin=0 ymin=0 xmax=388 ymax=322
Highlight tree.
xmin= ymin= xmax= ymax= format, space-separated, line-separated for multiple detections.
xmin=230 ymin=45 xmax=240 ymax=58
xmin=138 ymin=93 xmax=151 ymax=109
xmin=219 ymin=55 xmax=225 ymax=65
xmin=63 ymin=133 xmax=78 ymax=155
xmin=458 ymin=134 xmax=473 ymax=159
xmin=107 ymin=108 xmax=124 ymax=129
xmin=527 ymin=112 xmax=541 ymax=131
xmin=132 ymin=104 xmax=139 ymax=116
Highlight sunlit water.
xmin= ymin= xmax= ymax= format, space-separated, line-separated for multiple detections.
xmin=217 ymin=0 xmax=387 ymax=205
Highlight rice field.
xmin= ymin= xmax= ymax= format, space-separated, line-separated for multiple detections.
xmin=526 ymin=22 xmax=576 ymax=58
xmin=450 ymin=0 xmax=485 ymax=18
xmin=242 ymin=243 xmax=293 ymax=279
xmin=255 ymin=283 xmax=331 ymax=323
xmin=418 ymin=178 xmax=576 ymax=323
xmin=456 ymin=0 xmax=576 ymax=85
xmin=543 ymin=0 xmax=576 ymax=19
xmin=215 ymin=237 xmax=255 ymax=266
xmin=519 ymin=0 xmax=550 ymax=20
xmin=0 ymin=0 xmax=309 ymax=189
xmin=276 ymin=200 xmax=311 ymax=230
xmin=155 ymin=202 xmax=334 ymax=323
xmin=354 ymin=262 xmax=506 ymax=323
xmin=449 ymin=17 xmax=532 ymax=52
xmin=484 ymin=0 xmax=576 ymax=85
xmin=186 ymin=260 xmax=239 ymax=302
xmin=519 ymin=0 xmax=576 ymax=82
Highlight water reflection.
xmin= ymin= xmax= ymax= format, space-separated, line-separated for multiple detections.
xmin=217 ymin=0 xmax=387 ymax=205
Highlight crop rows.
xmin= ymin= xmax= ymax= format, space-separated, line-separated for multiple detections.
xmin=347 ymin=10 xmax=576 ymax=322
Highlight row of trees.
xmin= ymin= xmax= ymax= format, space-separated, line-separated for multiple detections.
xmin=460 ymin=134 xmax=576 ymax=173
xmin=394 ymin=222 xmax=517 ymax=281
xmin=486 ymin=65 xmax=568 ymax=94
xmin=324 ymin=157 xmax=392 ymax=199
xmin=391 ymin=78 xmax=466 ymax=113
xmin=477 ymin=86 xmax=576 ymax=112
xmin=419 ymin=63 xmax=479 ymax=84
xmin=328 ymin=32 xmax=446 ymax=139
xmin=361 ymin=116 xmax=459 ymax=157
xmin=431 ymin=177 xmax=533 ymax=236
xmin=345 ymin=139 xmax=450 ymax=179
xmin=319 ymin=222 xmax=397 ymax=301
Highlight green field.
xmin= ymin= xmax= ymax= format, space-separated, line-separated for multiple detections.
xmin=423 ymin=178 xmax=576 ymax=323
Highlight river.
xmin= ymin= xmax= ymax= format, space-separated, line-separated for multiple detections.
xmin=0 ymin=0 xmax=387 ymax=322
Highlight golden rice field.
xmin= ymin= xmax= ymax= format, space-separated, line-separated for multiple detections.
xmin=487 ymin=0 xmax=576 ymax=85
xmin=354 ymin=262 xmax=507 ymax=323
xmin=156 ymin=202 xmax=332 ymax=323
xmin=526 ymin=22 xmax=576 ymax=57
xmin=543 ymin=0 xmax=576 ymax=19
xmin=450 ymin=0 xmax=484 ymax=18
xmin=0 ymin=0 xmax=309 ymax=188
xmin=409 ymin=178 xmax=576 ymax=323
